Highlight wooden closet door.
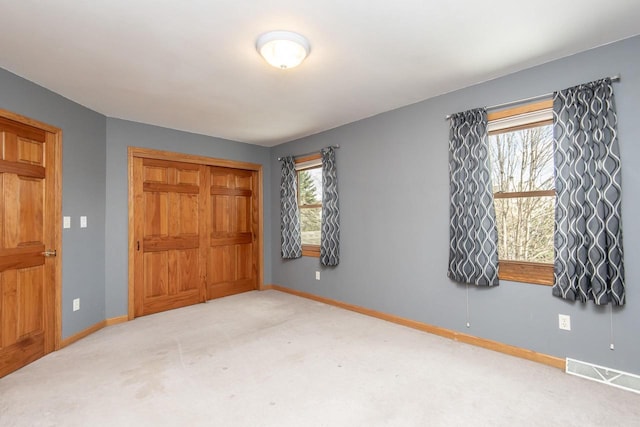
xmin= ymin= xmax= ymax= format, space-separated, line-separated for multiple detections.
xmin=0 ymin=118 xmax=58 ymax=377
xmin=133 ymin=158 xmax=207 ymax=317
xmin=207 ymin=167 xmax=258 ymax=299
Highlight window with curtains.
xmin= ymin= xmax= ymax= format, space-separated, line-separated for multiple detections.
xmin=296 ymin=154 xmax=322 ymax=257
xmin=487 ymin=100 xmax=555 ymax=285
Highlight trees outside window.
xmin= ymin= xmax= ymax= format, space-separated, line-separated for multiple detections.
xmin=295 ymin=154 xmax=322 ymax=256
xmin=298 ymin=167 xmax=322 ymax=246
xmin=487 ymin=100 xmax=555 ymax=285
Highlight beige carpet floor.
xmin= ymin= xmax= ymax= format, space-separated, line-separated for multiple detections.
xmin=1 ymin=290 xmax=639 ymax=426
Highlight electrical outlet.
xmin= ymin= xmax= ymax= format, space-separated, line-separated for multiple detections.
xmin=558 ymin=314 xmax=571 ymax=331
xmin=63 ymin=216 xmax=71 ymax=229
xmin=315 ymin=271 xmax=320 ymax=280
xmin=73 ymin=298 xmax=80 ymax=312
xmin=80 ymin=216 xmax=87 ymax=228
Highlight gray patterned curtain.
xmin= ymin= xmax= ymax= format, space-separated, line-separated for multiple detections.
xmin=553 ymin=78 xmax=625 ymax=305
xmin=280 ymin=156 xmax=302 ymax=259
xmin=321 ymin=147 xmax=340 ymax=266
xmin=448 ymin=108 xmax=499 ymax=286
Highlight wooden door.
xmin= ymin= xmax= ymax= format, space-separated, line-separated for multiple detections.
xmin=132 ymin=158 xmax=208 ymax=317
xmin=0 ymin=115 xmax=60 ymax=377
xmin=129 ymin=148 xmax=262 ymax=318
xmin=207 ymin=167 xmax=258 ymax=299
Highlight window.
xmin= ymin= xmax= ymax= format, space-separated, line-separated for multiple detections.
xmin=487 ymin=100 xmax=554 ymax=285
xmin=296 ymin=154 xmax=322 ymax=257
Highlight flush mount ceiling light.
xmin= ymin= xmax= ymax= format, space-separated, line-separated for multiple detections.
xmin=256 ymin=30 xmax=310 ymax=70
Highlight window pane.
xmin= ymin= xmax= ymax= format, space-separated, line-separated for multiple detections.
xmin=298 ymin=167 xmax=322 ymax=206
xmin=301 ymin=207 xmax=322 ymax=246
xmin=494 ymin=196 xmax=554 ymax=263
xmin=489 ymin=124 xmax=554 ymax=193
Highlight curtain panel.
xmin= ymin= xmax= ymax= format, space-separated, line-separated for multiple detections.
xmin=448 ymin=108 xmax=499 ymax=286
xmin=321 ymin=147 xmax=340 ymax=266
xmin=553 ymin=78 xmax=625 ymax=305
xmin=280 ymin=156 xmax=302 ymax=259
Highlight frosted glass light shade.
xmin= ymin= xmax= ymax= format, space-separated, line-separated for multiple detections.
xmin=256 ymin=31 xmax=310 ymax=69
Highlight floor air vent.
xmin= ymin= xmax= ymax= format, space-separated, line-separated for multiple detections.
xmin=566 ymin=358 xmax=640 ymax=394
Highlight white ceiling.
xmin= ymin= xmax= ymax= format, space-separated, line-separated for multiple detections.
xmin=1 ymin=1 xmax=639 ymax=147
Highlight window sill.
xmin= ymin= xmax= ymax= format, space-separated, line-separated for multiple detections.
xmin=498 ymin=260 xmax=553 ymax=286
xmin=302 ymin=245 xmax=320 ymax=258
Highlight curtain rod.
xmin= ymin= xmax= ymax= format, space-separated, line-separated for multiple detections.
xmin=278 ymin=145 xmax=340 ymax=161
xmin=444 ymin=74 xmax=621 ymax=120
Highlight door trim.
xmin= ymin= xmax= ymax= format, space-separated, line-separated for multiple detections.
xmin=127 ymin=146 xmax=264 ymax=320
xmin=0 ymin=108 xmax=63 ymax=351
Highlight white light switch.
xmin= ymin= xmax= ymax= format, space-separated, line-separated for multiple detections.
xmin=63 ymin=216 xmax=71 ymax=229
xmin=80 ymin=216 xmax=87 ymax=228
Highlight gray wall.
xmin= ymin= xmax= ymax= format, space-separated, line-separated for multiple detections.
xmin=0 ymin=68 xmax=107 ymax=339
xmin=270 ymin=36 xmax=640 ymax=375
xmin=105 ymin=119 xmax=272 ymax=318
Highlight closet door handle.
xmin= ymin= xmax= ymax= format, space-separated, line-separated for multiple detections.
xmin=137 ymin=241 xmax=140 ymax=251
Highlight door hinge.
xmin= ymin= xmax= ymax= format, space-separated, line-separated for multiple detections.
xmin=42 ymin=249 xmax=57 ymax=257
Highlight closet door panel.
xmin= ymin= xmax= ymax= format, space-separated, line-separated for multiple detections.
xmin=134 ymin=159 xmax=205 ymax=316
xmin=207 ymin=167 xmax=257 ymax=299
